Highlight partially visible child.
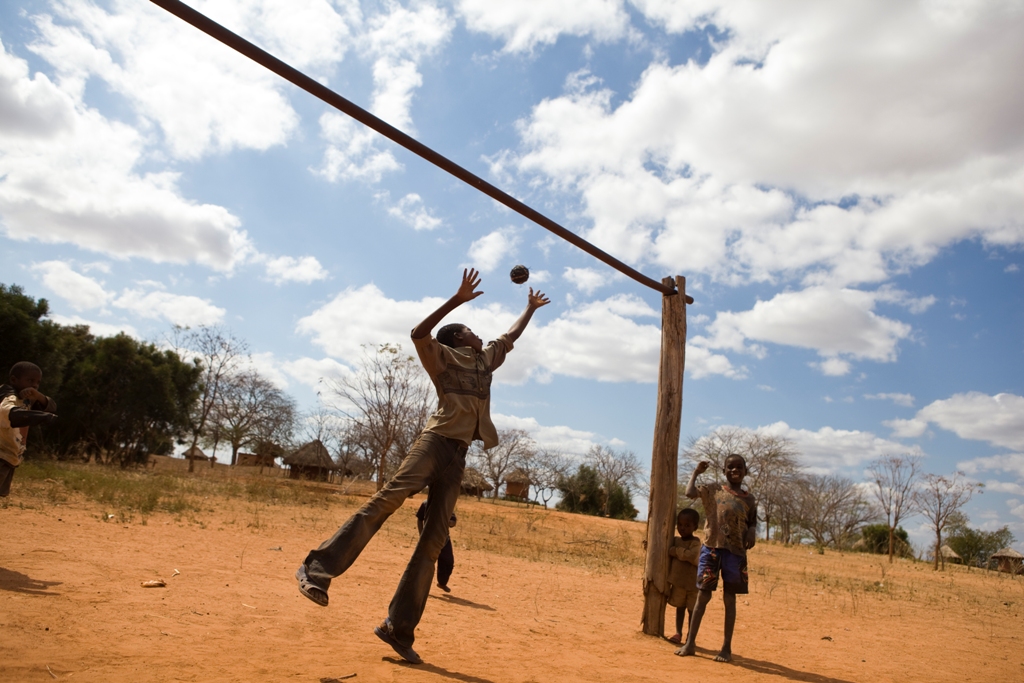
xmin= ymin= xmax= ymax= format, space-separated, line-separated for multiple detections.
xmin=666 ymin=507 xmax=701 ymax=644
xmin=416 ymin=498 xmax=457 ymax=593
xmin=675 ymin=455 xmax=757 ymax=663
xmin=0 ymin=362 xmax=58 ymax=498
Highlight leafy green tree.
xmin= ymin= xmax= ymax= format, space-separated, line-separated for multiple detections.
xmin=556 ymin=464 xmax=639 ymax=520
xmin=859 ymin=523 xmax=912 ymax=556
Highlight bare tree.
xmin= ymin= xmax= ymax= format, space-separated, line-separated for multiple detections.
xmin=795 ymin=474 xmax=876 ymax=551
xmin=169 ymin=326 xmax=247 ymax=473
xmin=916 ymin=472 xmax=982 ymax=571
xmin=868 ymin=454 xmax=921 ymax=563
xmin=529 ymin=449 xmax=572 ymax=508
xmin=470 ymin=428 xmax=536 ymax=499
xmin=209 ymin=369 xmax=296 ymax=466
xmin=587 ymin=445 xmax=642 ymax=516
xmin=323 ymin=343 xmax=431 ymax=490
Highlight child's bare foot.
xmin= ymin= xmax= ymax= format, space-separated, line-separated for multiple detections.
xmin=674 ymin=643 xmax=695 ymax=657
xmin=713 ymin=648 xmax=732 ymax=663
xmin=667 ymin=633 xmax=682 ymax=644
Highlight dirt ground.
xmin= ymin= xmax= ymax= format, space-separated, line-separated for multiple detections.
xmin=2 ymin=478 xmax=1023 ymax=683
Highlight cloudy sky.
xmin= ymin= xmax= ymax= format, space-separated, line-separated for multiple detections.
xmin=1 ymin=0 xmax=1022 ymax=549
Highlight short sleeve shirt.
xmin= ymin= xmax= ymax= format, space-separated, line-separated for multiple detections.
xmin=0 ymin=393 xmax=28 ymax=467
xmin=698 ymin=483 xmax=757 ymax=557
xmin=412 ymin=332 xmax=513 ymax=449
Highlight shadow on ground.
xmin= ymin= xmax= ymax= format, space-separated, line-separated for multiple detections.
xmin=0 ymin=567 xmax=62 ymax=595
xmin=428 ymin=593 xmax=496 ymax=611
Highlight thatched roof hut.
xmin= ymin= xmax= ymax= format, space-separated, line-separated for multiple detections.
xmin=939 ymin=545 xmax=962 ymax=564
xmin=991 ymin=547 xmax=1024 ymax=574
xmin=461 ymin=467 xmax=493 ymax=499
xmin=283 ymin=440 xmax=337 ymax=481
xmin=504 ymin=468 xmax=531 ymax=501
xmin=182 ymin=445 xmax=209 ymax=461
xmin=237 ymin=452 xmax=276 ymax=467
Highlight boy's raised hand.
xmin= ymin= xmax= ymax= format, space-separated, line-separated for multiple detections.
xmin=527 ymin=287 xmax=551 ymax=310
xmin=19 ymin=387 xmax=45 ymax=404
xmin=694 ymin=461 xmax=710 ymax=475
xmin=455 ymin=268 xmax=484 ymax=303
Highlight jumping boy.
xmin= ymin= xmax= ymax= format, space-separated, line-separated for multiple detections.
xmin=0 ymin=362 xmax=58 ymax=498
xmin=416 ymin=498 xmax=457 ymax=593
xmin=295 ymin=268 xmax=549 ymax=664
xmin=666 ymin=507 xmax=701 ymax=644
xmin=675 ymin=455 xmax=757 ymax=663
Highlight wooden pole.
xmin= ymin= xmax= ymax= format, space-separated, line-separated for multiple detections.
xmin=641 ymin=276 xmax=687 ymax=636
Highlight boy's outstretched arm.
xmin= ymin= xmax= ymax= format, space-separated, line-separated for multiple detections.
xmin=411 ymin=269 xmax=484 ymax=340
xmin=685 ymin=461 xmax=710 ymax=499
xmin=506 ymin=287 xmax=551 ymax=342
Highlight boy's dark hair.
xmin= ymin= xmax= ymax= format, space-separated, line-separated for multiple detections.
xmin=437 ymin=323 xmax=466 ymax=348
xmin=724 ymin=453 xmax=747 ymax=468
xmin=677 ymin=507 xmax=699 ymax=525
xmin=9 ymin=361 xmax=41 ymax=378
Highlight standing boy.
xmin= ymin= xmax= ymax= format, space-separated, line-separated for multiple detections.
xmin=666 ymin=507 xmax=701 ymax=644
xmin=416 ymin=499 xmax=457 ymax=593
xmin=0 ymin=362 xmax=58 ymax=498
xmin=675 ymin=455 xmax=757 ymax=663
xmin=295 ymin=268 xmax=549 ymax=664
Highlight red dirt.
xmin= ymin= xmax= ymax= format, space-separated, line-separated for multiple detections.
xmin=2 ymin=484 xmax=1023 ymax=683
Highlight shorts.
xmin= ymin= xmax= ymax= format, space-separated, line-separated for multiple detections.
xmin=696 ymin=545 xmax=748 ymax=594
xmin=667 ymin=583 xmax=698 ymax=611
xmin=0 ymin=460 xmax=16 ymax=497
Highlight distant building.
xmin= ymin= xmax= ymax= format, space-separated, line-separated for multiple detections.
xmin=237 ymin=452 xmax=276 ymax=468
xmin=283 ymin=440 xmax=337 ymax=482
xmin=182 ymin=446 xmax=209 ymax=461
xmin=504 ymin=468 xmax=531 ymax=501
xmin=991 ymin=548 xmax=1024 ymax=574
xmin=461 ymin=467 xmax=493 ymax=499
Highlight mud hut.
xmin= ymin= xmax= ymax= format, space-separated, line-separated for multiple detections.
xmin=991 ymin=547 xmax=1024 ymax=574
xmin=283 ymin=440 xmax=337 ymax=482
xmin=237 ymin=452 xmax=276 ymax=467
xmin=504 ymin=468 xmax=531 ymax=501
xmin=182 ymin=445 xmax=209 ymax=462
xmin=939 ymin=545 xmax=962 ymax=565
xmin=461 ymin=467 xmax=493 ymax=500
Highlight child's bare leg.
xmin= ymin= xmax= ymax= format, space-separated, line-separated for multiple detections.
xmin=715 ymin=592 xmax=736 ymax=662
xmin=675 ymin=589 xmax=712 ymax=656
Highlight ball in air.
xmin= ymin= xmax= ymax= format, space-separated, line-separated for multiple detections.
xmin=510 ymin=264 xmax=530 ymax=284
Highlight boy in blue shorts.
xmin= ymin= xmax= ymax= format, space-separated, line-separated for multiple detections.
xmin=675 ymin=454 xmax=757 ymax=663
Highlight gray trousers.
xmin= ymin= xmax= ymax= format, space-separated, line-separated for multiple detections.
xmin=302 ymin=431 xmax=467 ymax=647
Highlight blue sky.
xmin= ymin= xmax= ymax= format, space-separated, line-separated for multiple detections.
xmin=1 ymin=0 xmax=1022 ymax=550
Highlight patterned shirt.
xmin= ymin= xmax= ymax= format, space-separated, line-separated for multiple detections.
xmin=412 ymin=332 xmax=513 ymax=449
xmin=698 ymin=483 xmax=758 ymax=557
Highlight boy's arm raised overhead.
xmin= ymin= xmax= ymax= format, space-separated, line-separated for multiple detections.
xmin=411 ymin=269 xmax=484 ymax=340
xmin=685 ymin=461 xmax=710 ymax=499
xmin=505 ymin=287 xmax=551 ymax=343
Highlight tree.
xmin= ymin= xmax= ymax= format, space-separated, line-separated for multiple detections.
xmin=915 ymin=472 xmax=982 ymax=570
xmin=859 ymin=523 xmax=912 ymax=556
xmin=469 ymin=428 xmax=536 ymax=499
xmin=794 ymin=474 xmax=876 ymax=551
xmin=324 ymin=343 xmax=431 ymax=490
xmin=587 ymin=445 xmax=642 ymax=517
xmin=868 ymin=454 xmax=921 ymax=563
xmin=169 ymin=326 xmax=247 ymax=473
xmin=529 ymin=449 xmax=572 ymax=508
xmin=208 ymin=370 xmax=296 ymax=466
xmin=945 ymin=513 xmax=1016 ymax=568
xmin=556 ymin=464 xmax=604 ymax=516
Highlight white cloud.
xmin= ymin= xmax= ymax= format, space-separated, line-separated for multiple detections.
xmin=504 ymin=1 xmax=1024 ymax=290
xmin=864 ymin=392 xmax=915 ymax=408
xmin=493 ymin=413 xmax=601 ymax=456
xmin=113 ymin=289 xmax=225 ymax=327
xmin=31 ymin=260 xmax=109 ymax=311
xmin=46 ymin=313 xmax=138 ymax=339
xmin=296 ymin=285 xmax=740 ymax=382
xmin=0 ymin=40 xmax=253 ymax=270
xmin=317 ymin=2 xmax=453 ymax=182
xmin=891 ymin=392 xmax=1024 ymax=451
xmin=757 ymin=421 xmax=924 ymax=474
xmin=696 ymin=286 xmax=913 ymax=369
xmin=283 ymin=356 xmax=353 ymax=390
xmin=563 ymin=267 xmax=609 ymax=294
xmin=467 ymin=227 xmax=520 ymax=273
xmin=458 ymin=0 xmax=631 ymax=53
xmin=387 ymin=193 xmax=442 ymax=231
xmin=261 ymin=255 xmax=329 ymax=284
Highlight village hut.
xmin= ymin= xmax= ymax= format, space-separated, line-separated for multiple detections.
xmin=504 ymin=468 xmax=531 ymax=501
xmin=237 ymin=452 xmax=276 ymax=467
xmin=990 ymin=547 xmax=1024 ymax=574
xmin=182 ymin=445 xmax=209 ymax=462
xmin=461 ymin=467 xmax=493 ymax=500
xmin=939 ymin=545 xmax=962 ymax=565
xmin=283 ymin=440 xmax=337 ymax=482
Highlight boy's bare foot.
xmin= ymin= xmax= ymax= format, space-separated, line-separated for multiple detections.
xmin=713 ymin=648 xmax=732 ymax=663
xmin=674 ymin=643 xmax=695 ymax=657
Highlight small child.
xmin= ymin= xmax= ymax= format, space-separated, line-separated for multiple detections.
xmin=666 ymin=507 xmax=701 ymax=644
xmin=416 ymin=499 xmax=457 ymax=593
xmin=675 ymin=454 xmax=757 ymax=663
xmin=0 ymin=362 xmax=58 ymax=498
